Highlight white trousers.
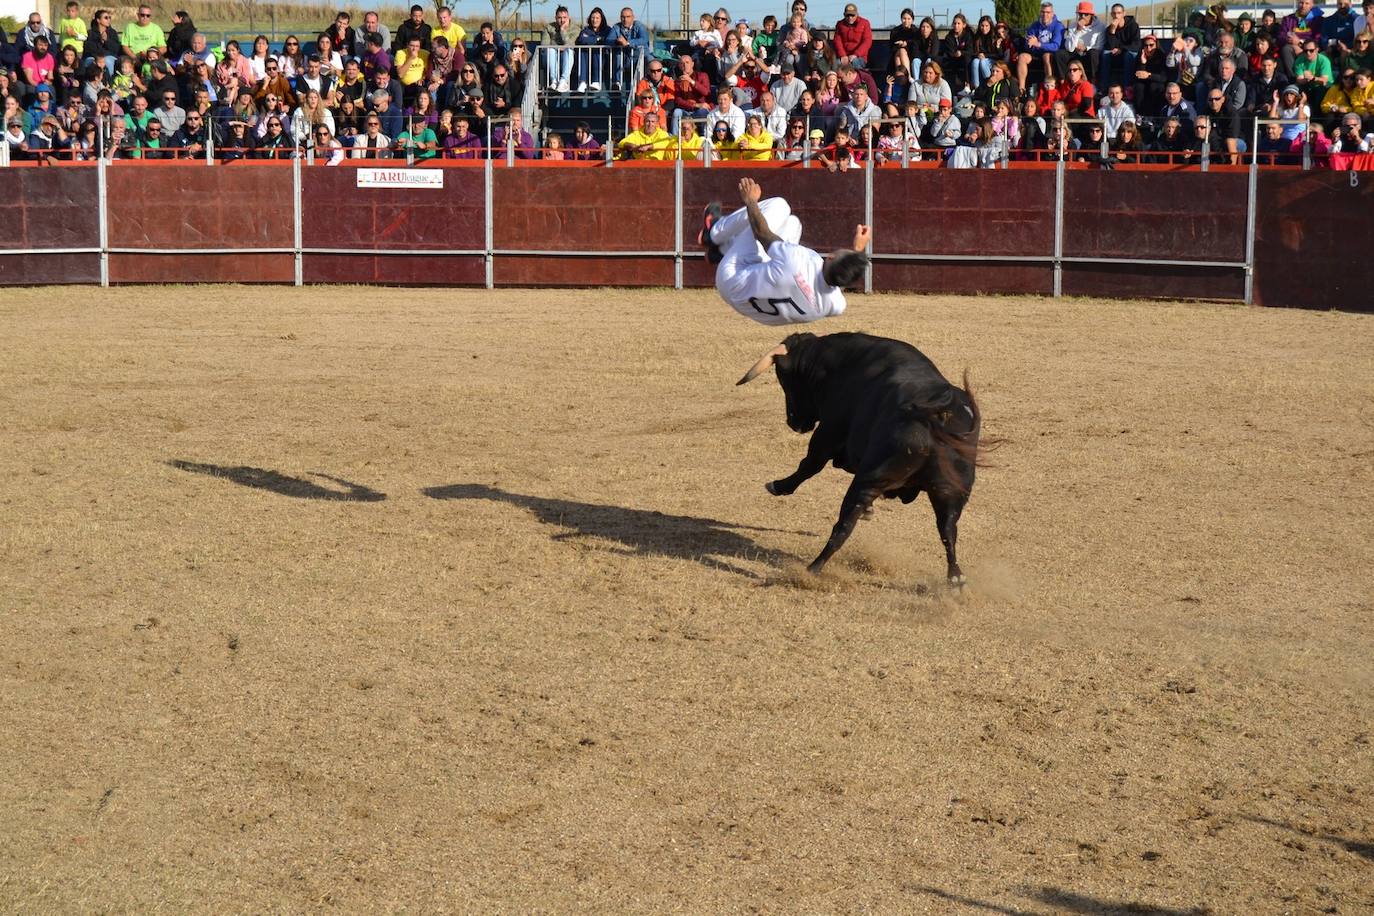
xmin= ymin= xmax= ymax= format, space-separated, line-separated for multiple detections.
xmin=711 ymin=197 xmax=803 ymax=306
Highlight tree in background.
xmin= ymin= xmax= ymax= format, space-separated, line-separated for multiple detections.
xmin=996 ymin=0 xmax=1042 ymax=29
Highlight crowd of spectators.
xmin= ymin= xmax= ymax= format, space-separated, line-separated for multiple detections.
xmin=2 ymin=0 xmax=1371 ymax=165
xmin=0 ymin=2 xmax=537 ymax=160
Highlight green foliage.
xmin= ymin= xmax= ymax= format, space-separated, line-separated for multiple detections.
xmin=995 ymin=0 xmax=1041 ymax=31
xmin=0 ymin=15 xmax=22 ymax=37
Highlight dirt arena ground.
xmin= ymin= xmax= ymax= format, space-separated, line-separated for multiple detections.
xmin=1 ymin=286 xmax=1371 ymax=914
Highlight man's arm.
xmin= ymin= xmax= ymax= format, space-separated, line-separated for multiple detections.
xmin=738 ymin=177 xmax=782 ymax=246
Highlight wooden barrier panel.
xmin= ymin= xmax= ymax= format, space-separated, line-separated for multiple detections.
xmin=107 ymin=163 xmax=294 ymax=283
xmin=872 ymin=168 xmax=1055 ymax=295
xmin=1061 ymin=170 xmax=1249 ymax=300
xmin=491 ymin=167 xmax=674 ymax=287
xmin=0 ymin=168 xmax=100 ymax=286
xmin=301 ymin=166 xmax=485 ymax=285
xmin=1253 ymin=171 xmax=1374 ymax=311
xmin=681 ymin=166 xmax=866 ymax=287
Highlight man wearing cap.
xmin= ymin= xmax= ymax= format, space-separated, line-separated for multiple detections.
xmin=833 ymin=4 xmax=873 ymax=70
xmin=394 ymin=5 xmax=433 ymax=53
xmin=22 ymin=115 xmax=67 ymax=159
xmin=770 ymin=61 xmax=804 ymax=111
xmin=1057 ymin=2 xmax=1106 ymax=87
xmin=699 ymin=177 xmax=869 ymax=327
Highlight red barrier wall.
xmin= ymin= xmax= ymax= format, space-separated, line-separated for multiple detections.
xmin=491 ymin=167 xmax=675 ymax=286
xmin=1253 ymin=171 xmax=1374 ymax=311
xmin=106 ymin=164 xmax=294 ymax=282
xmin=0 ymin=168 xmax=100 ymax=285
xmin=872 ymin=168 xmax=1055 ymax=296
xmin=1061 ymin=171 xmax=1249 ymax=300
xmin=681 ymin=166 xmax=867 ymax=287
xmin=300 ymin=165 xmax=484 ymax=285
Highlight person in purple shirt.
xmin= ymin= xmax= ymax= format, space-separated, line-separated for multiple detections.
xmin=1018 ymin=1 xmax=1065 ymax=88
xmin=1278 ymin=0 xmax=1324 ymax=74
xmin=568 ymin=120 xmax=603 ymax=158
xmin=362 ymin=32 xmax=392 ymax=86
xmin=442 ymin=114 xmax=483 ymax=157
xmin=490 ymin=107 xmax=535 ymax=157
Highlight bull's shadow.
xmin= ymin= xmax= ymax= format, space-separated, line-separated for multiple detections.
xmin=422 ymin=483 xmax=801 ymax=579
xmin=169 ymin=460 xmax=386 ymax=502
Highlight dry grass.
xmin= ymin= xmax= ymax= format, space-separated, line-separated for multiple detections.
xmin=0 ymin=287 xmax=1371 ymax=913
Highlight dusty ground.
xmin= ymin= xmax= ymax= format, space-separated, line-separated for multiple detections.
xmin=0 ymin=287 xmax=1370 ymax=914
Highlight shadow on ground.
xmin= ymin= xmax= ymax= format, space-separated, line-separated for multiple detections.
xmin=1244 ymin=814 xmax=1374 ymax=861
xmin=423 ymin=482 xmax=803 ymax=579
xmin=909 ymin=885 xmax=1213 ymax=915
xmin=168 ymin=460 xmax=386 ymax=502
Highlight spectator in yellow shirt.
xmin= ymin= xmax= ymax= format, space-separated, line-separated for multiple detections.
xmin=671 ymin=117 xmax=705 ymax=159
xmin=431 ymin=7 xmax=468 ymax=65
xmin=617 ymin=110 xmax=673 ymax=159
xmin=395 ymin=37 xmax=430 ymax=106
xmin=737 ymin=113 xmax=775 ymax=160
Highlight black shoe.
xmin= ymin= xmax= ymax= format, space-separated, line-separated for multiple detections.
xmin=699 ymin=202 xmax=723 ymax=264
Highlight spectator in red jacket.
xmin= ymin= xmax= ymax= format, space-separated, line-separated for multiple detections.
xmin=668 ymin=51 xmax=712 ymax=131
xmin=832 ymin=3 xmax=873 ymax=70
xmin=1060 ymin=58 xmax=1096 ymax=114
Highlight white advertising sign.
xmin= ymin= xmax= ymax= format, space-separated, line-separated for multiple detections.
xmin=356 ymin=169 xmax=444 ymax=189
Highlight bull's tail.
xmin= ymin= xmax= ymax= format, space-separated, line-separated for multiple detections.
xmin=911 ymin=371 xmax=1003 ymax=495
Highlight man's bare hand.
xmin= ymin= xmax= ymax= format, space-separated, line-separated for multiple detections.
xmin=853 ymin=223 xmax=871 ymax=250
xmin=738 ymin=176 xmax=762 ymax=204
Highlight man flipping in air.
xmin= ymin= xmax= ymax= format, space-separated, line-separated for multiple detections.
xmin=699 ymin=178 xmax=871 ymax=326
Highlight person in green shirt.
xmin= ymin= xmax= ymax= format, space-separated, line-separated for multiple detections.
xmin=58 ymin=1 xmax=87 ymax=52
xmin=395 ymin=118 xmax=438 ymax=159
xmin=1294 ymin=37 xmax=1334 ymax=107
xmin=121 ymin=5 xmax=166 ymax=59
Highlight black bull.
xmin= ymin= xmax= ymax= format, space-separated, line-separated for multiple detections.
xmin=738 ymin=332 xmax=989 ymax=585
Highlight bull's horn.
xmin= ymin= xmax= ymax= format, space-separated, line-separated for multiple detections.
xmin=736 ymin=344 xmax=788 ymax=386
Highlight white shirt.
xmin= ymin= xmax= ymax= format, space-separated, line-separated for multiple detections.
xmin=1064 ymin=19 xmax=1106 ymax=52
xmin=707 ymin=103 xmax=746 ymax=139
xmin=750 ymin=104 xmax=788 ymax=138
xmin=1098 ymin=99 xmax=1136 ymax=138
xmin=723 ymin=239 xmax=846 ymax=326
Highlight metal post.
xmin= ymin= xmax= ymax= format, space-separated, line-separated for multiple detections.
xmin=864 ymin=129 xmax=874 ymax=294
xmin=97 ymin=156 xmax=109 ymax=287
xmin=0 ymin=134 xmax=8 ymax=167
xmin=1243 ymin=116 xmax=1259 ymax=305
xmin=506 ymin=122 xmax=514 ymax=167
xmin=803 ymin=115 xmax=810 ymax=168
xmin=292 ymin=153 xmax=303 ymax=286
xmin=673 ymin=156 xmax=683 ymax=290
xmin=206 ymin=125 xmax=213 ymax=164
xmin=1302 ymin=128 xmax=1312 ymax=171
xmin=483 ymin=156 xmax=494 ymax=289
xmin=605 ymin=115 xmax=613 ymax=167
xmin=1052 ymin=153 xmax=1064 ymax=298
xmin=1201 ymin=133 xmax=1209 ymax=172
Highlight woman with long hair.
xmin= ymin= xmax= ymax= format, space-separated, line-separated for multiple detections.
xmin=575 ymin=7 xmax=610 ymax=92
xmin=314 ymin=33 xmax=344 ymax=77
xmin=989 ymin=97 xmax=1019 ymax=159
xmin=404 ymin=89 xmax=439 ymax=128
xmin=1017 ymin=96 xmax=1046 ymax=156
xmin=887 ymin=8 xmax=919 ymax=77
xmin=970 ymin=15 xmax=998 ymax=89
xmin=940 ymin=13 xmax=973 ymax=94
xmin=882 ymin=63 xmax=912 ymax=105
xmin=278 ymin=36 xmax=305 ymax=78
xmin=291 ymin=88 xmax=334 ymax=140
xmin=817 ymin=69 xmax=843 ymax=114
xmin=911 ymin=16 xmax=939 ymax=76
xmin=706 ymin=119 xmax=737 ymax=160
xmin=1109 ymin=119 xmax=1143 ymax=163
xmin=255 ymin=115 xmax=293 ymax=157
xmin=805 ymin=30 xmax=837 ymax=77
xmin=248 ymin=35 xmax=272 ymax=81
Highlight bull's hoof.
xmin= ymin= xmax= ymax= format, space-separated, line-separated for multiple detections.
xmin=947 ymin=573 xmax=968 ymax=591
xmin=765 ymin=480 xmax=785 ymax=496
xmin=861 ymin=506 xmax=875 ymax=519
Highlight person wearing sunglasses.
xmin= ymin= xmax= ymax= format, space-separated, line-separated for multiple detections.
xmin=253 ymin=54 xmax=296 ymax=108
xmin=311 ymin=125 xmax=344 ymax=164
xmin=82 ymin=9 xmax=122 ymax=76
xmin=120 ymin=6 xmax=165 ymax=62
xmin=1294 ymin=40 xmax=1334 ymax=107
xmin=278 ymin=35 xmax=305 ymax=78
